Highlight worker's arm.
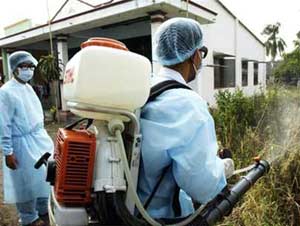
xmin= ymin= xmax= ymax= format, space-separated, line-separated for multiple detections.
xmin=141 ymin=88 xmax=228 ymax=205
xmin=0 ymin=90 xmax=15 ymax=156
xmin=169 ymin=121 xmax=227 ymax=204
xmin=0 ymin=91 xmax=19 ymax=170
xmin=164 ymin=91 xmax=227 ymax=204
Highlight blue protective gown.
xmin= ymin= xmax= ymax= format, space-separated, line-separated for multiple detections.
xmin=0 ymin=79 xmax=54 ymax=203
xmin=138 ymin=67 xmax=227 ymax=219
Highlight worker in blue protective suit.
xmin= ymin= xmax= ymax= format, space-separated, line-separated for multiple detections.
xmin=137 ymin=18 xmax=235 ymax=220
xmin=0 ymin=51 xmax=54 ymax=226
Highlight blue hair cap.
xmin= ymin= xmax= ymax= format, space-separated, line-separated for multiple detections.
xmin=155 ymin=17 xmax=203 ymax=66
xmin=9 ymin=51 xmax=38 ymax=72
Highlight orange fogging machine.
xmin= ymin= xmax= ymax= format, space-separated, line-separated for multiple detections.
xmin=35 ymin=119 xmax=97 ymax=206
xmin=54 ymin=128 xmax=96 ymax=205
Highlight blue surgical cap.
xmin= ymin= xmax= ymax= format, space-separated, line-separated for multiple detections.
xmin=9 ymin=51 xmax=38 ymax=72
xmin=155 ymin=17 xmax=203 ymax=66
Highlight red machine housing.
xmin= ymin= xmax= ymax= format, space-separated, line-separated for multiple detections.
xmin=54 ymin=128 xmax=96 ymax=206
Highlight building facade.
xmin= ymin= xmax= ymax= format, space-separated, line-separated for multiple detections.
xmin=198 ymin=0 xmax=266 ymax=104
xmin=0 ymin=0 xmax=266 ymax=107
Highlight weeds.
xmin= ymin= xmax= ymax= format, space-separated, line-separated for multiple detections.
xmin=212 ymin=85 xmax=300 ymax=226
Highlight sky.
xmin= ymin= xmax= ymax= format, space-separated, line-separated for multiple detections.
xmin=220 ymin=0 xmax=300 ymax=52
xmin=0 ymin=0 xmax=299 ymax=52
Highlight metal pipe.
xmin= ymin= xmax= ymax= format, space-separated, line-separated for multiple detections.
xmin=67 ymin=101 xmax=140 ymax=134
xmin=77 ymin=0 xmax=114 ymax=8
xmin=50 ymin=0 xmax=70 ymax=22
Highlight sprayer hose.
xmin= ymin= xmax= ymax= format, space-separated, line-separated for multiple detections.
xmin=115 ymin=129 xmax=161 ymax=226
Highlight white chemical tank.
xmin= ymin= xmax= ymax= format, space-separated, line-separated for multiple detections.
xmin=63 ymin=38 xmax=151 ymax=120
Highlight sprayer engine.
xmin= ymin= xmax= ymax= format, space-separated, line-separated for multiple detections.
xmin=34 ymin=126 xmax=99 ymax=226
xmin=53 ymin=128 xmax=96 ymax=205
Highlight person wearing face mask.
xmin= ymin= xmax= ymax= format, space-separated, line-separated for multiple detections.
xmin=137 ymin=18 xmax=234 ymax=220
xmin=0 ymin=51 xmax=53 ymax=226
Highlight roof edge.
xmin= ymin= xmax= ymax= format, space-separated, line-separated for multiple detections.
xmin=183 ymin=0 xmax=218 ymax=16
xmin=0 ymin=0 xmax=133 ymax=41
xmin=0 ymin=0 xmax=217 ymax=43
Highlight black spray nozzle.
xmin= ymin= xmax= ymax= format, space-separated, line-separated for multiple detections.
xmin=204 ymin=159 xmax=270 ymax=225
xmin=256 ymin=159 xmax=270 ymax=173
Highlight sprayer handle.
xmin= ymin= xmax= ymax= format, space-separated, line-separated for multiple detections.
xmin=34 ymin=152 xmax=51 ymax=169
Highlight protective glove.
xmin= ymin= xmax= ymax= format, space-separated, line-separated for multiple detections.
xmin=222 ymin=158 xmax=235 ymax=179
xmin=218 ymin=148 xmax=233 ymax=159
xmin=5 ymin=153 xmax=18 ymax=170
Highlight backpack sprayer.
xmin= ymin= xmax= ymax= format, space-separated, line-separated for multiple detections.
xmin=35 ymin=38 xmax=270 ymax=226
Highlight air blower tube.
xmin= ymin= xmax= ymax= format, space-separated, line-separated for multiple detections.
xmin=98 ymin=160 xmax=269 ymax=226
xmin=201 ymin=160 xmax=270 ymax=225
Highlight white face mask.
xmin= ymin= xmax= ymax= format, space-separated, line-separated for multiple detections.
xmin=192 ymin=50 xmax=203 ymax=77
xmin=17 ymin=68 xmax=34 ymax=82
xmin=192 ymin=60 xmax=203 ymax=78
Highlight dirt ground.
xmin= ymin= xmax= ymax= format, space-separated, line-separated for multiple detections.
xmin=0 ymin=156 xmax=19 ymax=226
xmin=0 ymin=122 xmax=64 ymax=226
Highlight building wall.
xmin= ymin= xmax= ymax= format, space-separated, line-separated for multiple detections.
xmin=237 ymin=23 xmax=266 ymax=95
xmin=201 ymin=8 xmax=236 ymax=56
xmin=193 ymin=0 xmax=266 ymax=105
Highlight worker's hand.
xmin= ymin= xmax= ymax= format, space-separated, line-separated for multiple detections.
xmin=5 ymin=153 xmax=18 ymax=170
xmin=222 ymin=158 xmax=235 ymax=179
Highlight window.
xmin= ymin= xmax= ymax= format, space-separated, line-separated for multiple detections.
xmin=242 ymin=61 xmax=248 ymax=86
xmin=254 ymin=62 xmax=258 ymax=85
xmin=214 ymin=56 xmax=236 ymax=88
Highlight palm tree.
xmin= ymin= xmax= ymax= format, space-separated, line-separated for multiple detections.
xmin=261 ymin=22 xmax=287 ymax=62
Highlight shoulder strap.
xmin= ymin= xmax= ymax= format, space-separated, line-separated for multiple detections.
xmin=146 ymin=80 xmax=191 ymax=104
xmin=140 ymin=80 xmax=191 ymax=217
xmin=143 ymin=165 xmax=171 ymax=211
xmin=141 ymin=164 xmax=182 ymax=217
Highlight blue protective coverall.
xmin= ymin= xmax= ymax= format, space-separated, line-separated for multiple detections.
xmin=138 ymin=67 xmax=227 ymax=219
xmin=0 ymin=79 xmax=54 ymax=204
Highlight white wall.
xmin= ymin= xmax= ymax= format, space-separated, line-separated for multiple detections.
xmin=193 ymin=0 xmax=266 ymax=105
xmin=198 ymin=0 xmax=237 ymax=104
xmin=202 ymin=12 xmax=236 ymax=55
xmin=237 ymin=24 xmax=264 ymax=60
xmin=236 ymin=22 xmax=266 ymax=96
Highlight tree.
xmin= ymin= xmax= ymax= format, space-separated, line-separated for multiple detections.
xmin=273 ymin=37 xmax=300 ymax=83
xmin=273 ymin=50 xmax=300 ymax=80
xmin=262 ymin=22 xmax=287 ymax=62
xmin=293 ymin=31 xmax=300 ymax=50
xmin=273 ymin=32 xmax=300 ymax=84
